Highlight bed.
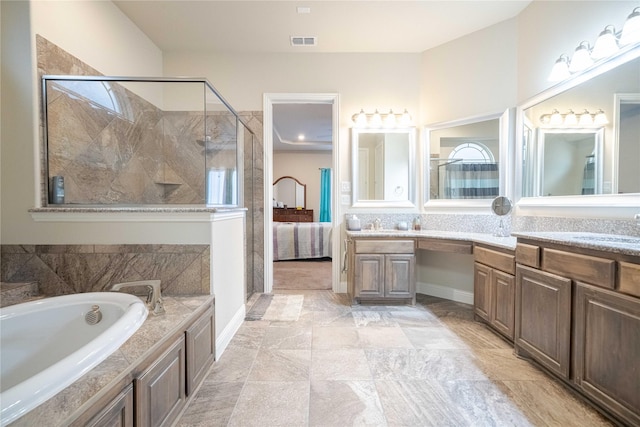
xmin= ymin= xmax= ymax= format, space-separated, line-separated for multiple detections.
xmin=273 ymin=222 xmax=332 ymax=261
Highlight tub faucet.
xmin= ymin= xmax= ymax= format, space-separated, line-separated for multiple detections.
xmin=110 ymin=280 xmax=165 ymax=315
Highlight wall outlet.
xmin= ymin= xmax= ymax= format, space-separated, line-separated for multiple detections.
xmin=341 ymin=181 xmax=351 ymax=192
xmin=635 ymin=213 xmax=640 ymax=228
xmin=341 ymin=194 xmax=351 ymax=205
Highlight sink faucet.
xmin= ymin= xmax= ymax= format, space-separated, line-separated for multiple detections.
xmin=111 ymin=280 xmax=165 ymax=315
xmin=374 ymin=218 xmax=382 ymax=230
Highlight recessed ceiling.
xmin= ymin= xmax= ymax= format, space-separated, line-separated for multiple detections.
xmin=113 ymin=1 xmax=531 ymax=54
xmin=273 ymin=103 xmax=332 ymax=151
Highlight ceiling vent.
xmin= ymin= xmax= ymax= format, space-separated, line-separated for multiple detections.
xmin=290 ymin=36 xmax=317 ymax=47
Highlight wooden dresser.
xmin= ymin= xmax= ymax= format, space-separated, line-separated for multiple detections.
xmin=273 ymin=208 xmax=313 ymax=222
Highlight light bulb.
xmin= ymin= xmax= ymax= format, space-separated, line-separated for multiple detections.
xmin=354 ymin=109 xmax=367 ymax=127
xmin=540 ymin=114 xmax=551 ymax=125
xmin=594 ymin=109 xmax=608 ymax=125
xmin=564 ymin=110 xmax=578 ymax=126
xmin=579 ymin=110 xmax=593 ymax=126
xmin=591 ymin=25 xmax=619 ymax=60
xmin=384 ymin=109 xmax=396 ymax=127
xmin=620 ymin=7 xmax=640 ymax=46
xmin=548 ymin=54 xmax=570 ymax=82
xmin=401 ymin=109 xmax=412 ymax=126
xmin=370 ymin=110 xmax=382 ymax=128
xmin=569 ymin=41 xmax=594 ymax=73
xmin=549 ymin=109 xmax=563 ymax=126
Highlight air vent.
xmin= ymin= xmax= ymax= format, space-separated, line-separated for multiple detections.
xmin=290 ymin=36 xmax=317 ymax=47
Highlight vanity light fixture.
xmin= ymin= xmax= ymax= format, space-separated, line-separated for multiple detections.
xmin=620 ymin=7 xmax=640 ymax=46
xmin=569 ymin=41 xmax=594 ymax=73
xmin=548 ymin=7 xmax=640 ymax=82
xmin=539 ymin=109 xmax=607 ymax=127
xmin=591 ymin=25 xmax=619 ymax=59
xmin=351 ymin=109 xmax=412 ymax=128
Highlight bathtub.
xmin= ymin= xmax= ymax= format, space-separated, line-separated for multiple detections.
xmin=0 ymin=292 xmax=148 ymax=425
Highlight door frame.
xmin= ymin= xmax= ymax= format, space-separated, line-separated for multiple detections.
xmin=263 ymin=93 xmax=340 ymax=293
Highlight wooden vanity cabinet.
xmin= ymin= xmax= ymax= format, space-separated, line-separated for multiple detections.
xmin=348 ymin=238 xmax=415 ymax=304
xmin=573 ymin=282 xmax=640 ymax=426
xmin=84 ymin=384 xmax=134 ymax=427
xmin=515 ymin=264 xmax=572 ymax=379
xmin=186 ymin=305 xmax=215 ymax=396
xmin=473 ymin=246 xmax=516 ymax=340
xmin=135 ymin=336 xmax=186 ymax=427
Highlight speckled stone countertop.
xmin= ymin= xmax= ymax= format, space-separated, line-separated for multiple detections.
xmin=346 ymin=230 xmax=517 ymax=251
xmin=9 ymin=294 xmax=213 ymax=427
xmin=512 ymin=231 xmax=640 ymax=257
xmin=29 ymin=205 xmax=247 ymax=213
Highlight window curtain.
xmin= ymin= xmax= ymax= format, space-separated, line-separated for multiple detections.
xmin=319 ymin=168 xmax=331 ymax=222
xmin=444 ymin=162 xmax=499 ymax=199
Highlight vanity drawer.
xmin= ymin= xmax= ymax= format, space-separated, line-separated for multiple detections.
xmin=355 ymin=239 xmax=414 ymax=254
xmin=417 ymin=238 xmax=472 ymax=254
xmin=474 ymin=246 xmax=515 ymax=274
xmin=619 ymin=262 xmax=640 ymax=298
xmin=516 ymin=243 xmax=540 ymax=268
xmin=542 ymin=249 xmax=615 ymax=289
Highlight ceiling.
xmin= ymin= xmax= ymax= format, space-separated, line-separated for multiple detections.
xmin=114 ymin=0 xmax=532 ymax=150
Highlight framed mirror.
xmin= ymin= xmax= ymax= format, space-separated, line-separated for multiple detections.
xmin=273 ymin=176 xmax=306 ymax=208
xmin=351 ymin=127 xmax=417 ymax=207
xmin=424 ymin=109 xmax=513 ymax=209
xmin=516 ymin=44 xmax=640 ymax=215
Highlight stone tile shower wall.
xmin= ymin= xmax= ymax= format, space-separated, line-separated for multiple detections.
xmin=0 ymin=244 xmax=210 ymax=296
xmin=39 ymin=35 xmax=238 ymax=205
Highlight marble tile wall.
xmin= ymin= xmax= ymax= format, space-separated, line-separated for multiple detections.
xmin=0 ymin=244 xmax=210 ymax=297
xmin=38 ymin=35 xmax=240 ymax=206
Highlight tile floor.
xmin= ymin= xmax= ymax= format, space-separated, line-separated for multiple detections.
xmin=178 ymin=291 xmax=613 ymax=426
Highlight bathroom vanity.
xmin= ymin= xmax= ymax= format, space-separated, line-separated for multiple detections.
xmin=512 ymin=232 xmax=640 ymax=427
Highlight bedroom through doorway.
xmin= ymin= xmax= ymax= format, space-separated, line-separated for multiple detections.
xmin=264 ymin=94 xmax=339 ymax=293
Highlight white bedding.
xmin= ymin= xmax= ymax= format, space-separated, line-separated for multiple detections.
xmin=273 ymin=222 xmax=332 ymax=261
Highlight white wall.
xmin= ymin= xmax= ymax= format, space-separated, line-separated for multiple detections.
xmin=273 ymin=151 xmax=332 ymax=221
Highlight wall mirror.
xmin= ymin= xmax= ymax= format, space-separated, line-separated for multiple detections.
xmin=351 ymin=127 xmax=417 ymax=207
xmin=516 ymin=45 xmax=640 ymax=214
xmin=273 ymin=176 xmax=306 ymax=208
xmin=424 ymin=109 xmax=513 ymax=209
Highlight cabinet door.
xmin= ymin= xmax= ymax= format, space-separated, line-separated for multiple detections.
xmin=136 ymin=336 xmax=186 ymax=427
xmin=354 ymin=254 xmax=384 ymax=298
xmin=85 ymin=384 xmax=134 ymax=427
xmin=474 ymin=263 xmax=492 ymax=322
xmin=573 ymin=282 xmax=640 ymax=426
xmin=186 ymin=305 xmax=215 ymax=396
xmin=491 ymin=269 xmax=515 ymax=340
xmin=515 ymin=265 xmax=572 ymax=379
xmin=384 ymin=254 xmax=415 ymax=298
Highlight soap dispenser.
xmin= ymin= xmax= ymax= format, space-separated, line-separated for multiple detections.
xmin=347 ymin=215 xmax=361 ymax=231
xmin=413 ymin=216 xmax=421 ymax=231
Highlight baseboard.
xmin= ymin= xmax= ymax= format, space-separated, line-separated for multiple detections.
xmin=335 ymin=280 xmax=347 ymax=294
xmin=417 ymin=281 xmax=474 ymax=305
xmin=215 ymin=304 xmax=245 ymax=360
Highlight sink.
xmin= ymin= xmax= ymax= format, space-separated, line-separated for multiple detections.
xmin=573 ymin=235 xmax=640 ymax=245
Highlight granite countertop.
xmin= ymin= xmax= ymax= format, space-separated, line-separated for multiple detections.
xmin=29 ymin=205 xmax=247 ymax=213
xmin=512 ymin=231 xmax=640 ymax=257
xmin=10 ymin=294 xmax=213 ymax=427
xmin=346 ymin=229 xmax=517 ymax=251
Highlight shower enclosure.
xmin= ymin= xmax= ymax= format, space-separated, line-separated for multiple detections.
xmin=42 ymin=76 xmax=250 ymax=206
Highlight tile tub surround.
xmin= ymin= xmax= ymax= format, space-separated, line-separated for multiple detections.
xmin=7 ymin=295 xmax=213 ymax=427
xmin=0 ymin=244 xmax=210 ymax=297
xmin=177 ymin=291 xmax=612 ymax=427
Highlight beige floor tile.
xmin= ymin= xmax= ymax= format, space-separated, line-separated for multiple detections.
xmin=247 ymin=348 xmax=311 ymax=381
xmin=402 ymin=326 xmax=468 ymax=349
xmin=309 ymin=380 xmax=386 ymax=426
xmin=207 ymin=346 xmax=258 ymax=383
xmin=262 ymin=326 xmax=313 ymax=349
xmin=311 ymin=349 xmax=372 ymax=381
xmin=177 ymin=381 xmax=244 ymax=427
xmin=312 ymin=326 xmax=361 ymax=349
xmin=228 ymin=381 xmax=309 ymax=427
xmin=356 ymin=326 xmax=413 ymax=349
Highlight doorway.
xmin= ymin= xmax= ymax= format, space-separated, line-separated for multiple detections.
xmin=263 ymin=93 xmax=340 ymax=293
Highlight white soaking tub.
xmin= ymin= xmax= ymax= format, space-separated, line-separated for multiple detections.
xmin=0 ymin=292 xmax=148 ymax=425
